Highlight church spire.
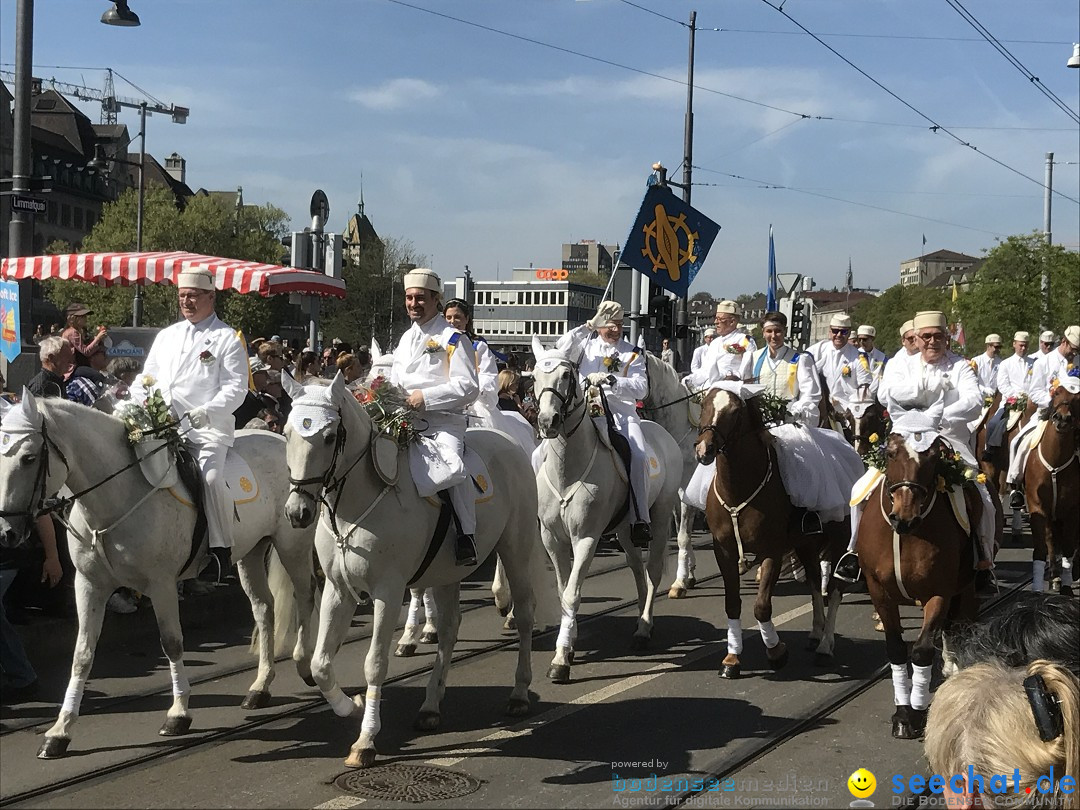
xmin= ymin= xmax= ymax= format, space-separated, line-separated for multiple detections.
xmin=358 ymin=172 xmax=365 ymax=217
xmin=845 ymin=257 xmax=853 ymax=292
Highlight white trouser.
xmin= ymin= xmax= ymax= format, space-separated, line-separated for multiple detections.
xmin=1006 ymin=418 xmax=1043 ymax=485
xmin=612 ymin=411 xmax=650 ymax=523
xmin=424 ymin=415 xmax=475 ymax=536
xmin=190 ymin=441 xmax=232 ymax=549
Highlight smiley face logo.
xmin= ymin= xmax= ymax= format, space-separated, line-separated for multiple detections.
xmin=847 ymin=768 xmax=876 ymax=798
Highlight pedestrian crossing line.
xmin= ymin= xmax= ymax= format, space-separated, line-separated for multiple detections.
xmin=426 ymin=602 xmax=815 ymax=768
xmin=313 ymin=796 xmax=366 ymax=809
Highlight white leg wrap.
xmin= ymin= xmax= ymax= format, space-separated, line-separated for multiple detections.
xmin=1061 ymin=557 xmax=1073 ymax=588
xmin=406 ymin=594 xmax=422 ymax=627
xmin=891 ymin=664 xmax=911 ymax=706
xmin=361 ymin=686 xmax=381 ymax=737
xmin=976 ymin=483 xmax=996 ymax=567
xmin=1032 ymin=560 xmax=1046 ymax=592
xmin=676 ymin=552 xmax=689 ymax=581
xmin=556 ymin=602 xmax=576 ymax=650
xmin=169 ymin=660 xmax=190 ymax=699
xmin=820 ymin=560 xmax=831 ymax=594
xmin=758 ymin=620 xmax=779 ymax=649
xmin=326 ymin=686 xmax=357 ymax=718
xmin=61 ymin=678 xmax=88 ymax=717
xmin=422 ymin=590 xmax=437 ymax=622
xmin=848 ymin=502 xmax=863 ymax=552
xmin=911 ymin=664 xmax=933 ymax=710
xmin=727 ymin=619 xmax=743 ymax=655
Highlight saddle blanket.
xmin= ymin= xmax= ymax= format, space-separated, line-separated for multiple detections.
xmin=418 ymin=447 xmax=494 ymax=507
xmin=591 ymin=418 xmax=662 ymax=481
xmin=168 ymin=449 xmax=260 ymax=510
xmin=850 ymin=467 xmax=971 ymax=533
xmin=685 ymin=381 xmax=702 ymax=430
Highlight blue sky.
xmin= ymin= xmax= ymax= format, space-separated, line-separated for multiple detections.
xmin=4 ymin=0 xmax=1078 ymax=298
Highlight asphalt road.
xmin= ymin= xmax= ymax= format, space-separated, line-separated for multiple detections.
xmin=0 ymin=528 xmax=1041 ymax=809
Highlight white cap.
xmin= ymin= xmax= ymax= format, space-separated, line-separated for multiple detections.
xmin=587 ymin=300 xmax=624 ymax=330
xmin=984 ymin=334 xmax=1002 ymax=346
xmin=177 ymin=269 xmax=215 ymax=291
xmin=913 ymin=311 xmax=947 ymax=331
xmin=1065 ymin=325 xmax=1080 ymax=350
xmin=402 ymin=268 xmax=442 ymax=293
xmin=715 ymin=300 xmax=738 ymax=315
xmin=703 ymin=327 xmax=717 ymax=337
xmin=1039 ymin=330 xmax=1056 ymax=343
xmin=900 ymin=319 xmax=915 ymax=337
xmin=829 ymin=313 xmax=852 ymax=329
xmin=856 ymin=324 xmax=876 ymax=338
xmin=1013 ymin=331 xmax=1030 ymax=343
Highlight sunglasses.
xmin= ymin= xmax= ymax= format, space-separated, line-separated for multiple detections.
xmin=830 ymin=328 xmax=851 ymax=336
xmin=918 ymin=332 xmax=947 ymax=343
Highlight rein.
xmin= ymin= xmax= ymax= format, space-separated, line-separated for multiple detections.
xmin=640 ymin=387 xmax=701 ymax=414
xmin=710 ymin=441 xmax=775 ymax=570
xmin=537 ymin=359 xmax=588 ymax=438
xmin=878 ymin=472 xmax=940 ymax=603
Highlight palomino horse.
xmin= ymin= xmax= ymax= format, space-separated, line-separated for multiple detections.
xmin=639 ymin=352 xmax=704 ymax=599
xmin=1023 ymin=385 xmax=1079 ymax=595
xmin=0 ymin=394 xmax=319 ymax=759
xmin=695 ymin=388 xmax=849 ymax=679
xmin=978 ymin=396 xmax=1035 ymax=496
xmin=280 ymin=374 xmax=550 ymax=769
xmin=531 ymin=346 xmax=682 ymax=683
xmin=855 ymin=434 xmax=986 ymax=739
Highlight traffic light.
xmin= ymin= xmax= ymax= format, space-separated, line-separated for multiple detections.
xmin=649 ymin=293 xmax=672 ymax=338
xmin=282 ymin=229 xmax=312 ymax=269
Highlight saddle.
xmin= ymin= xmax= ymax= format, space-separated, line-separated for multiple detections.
xmin=685 ymin=380 xmax=703 ymax=429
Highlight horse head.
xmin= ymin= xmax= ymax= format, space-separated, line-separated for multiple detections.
xmin=695 ymin=385 xmax=762 ymax=464
xmin=883 ymin=432 xmax=946 ymax=534
xmin=282 ymin=372 xmax=363 ymax=528
xmin=0 ymin=390 xmax=65 ymax=548
xmin=532 ymin=353 xmax=584 ymax=439
xmin=1048 ymin=380 xmax=1080 ymax=436
xmin=849 ymin=399 xmax=888 ymax=457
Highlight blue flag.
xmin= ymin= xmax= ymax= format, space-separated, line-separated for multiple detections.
xmin=766 ymin=225 xmax=777 ymax=312
xmin=621 ymin=183 xmax=721 ymax=298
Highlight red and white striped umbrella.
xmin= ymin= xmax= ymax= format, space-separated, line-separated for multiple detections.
xmin=0 ymin=251 xmax=347 ymax=299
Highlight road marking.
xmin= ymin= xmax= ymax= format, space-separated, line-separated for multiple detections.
xmin=426 ymin=601 xmax=815 ymax=767
xmin=313 ymin=797 xmax=366 ymax=809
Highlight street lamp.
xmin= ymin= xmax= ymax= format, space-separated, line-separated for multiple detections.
xmin=101 ymin=1 xmax=140 ymax=26
xmin=1069 ymin=44 xmax=1080 ymax=69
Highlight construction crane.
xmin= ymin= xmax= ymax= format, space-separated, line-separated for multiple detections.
xmin=0 ymin=67 xmax=188 ymax=124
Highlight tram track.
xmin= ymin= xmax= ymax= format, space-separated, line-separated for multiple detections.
xmin=1 ymin=538 xmax=721 ymax=807
xmin=669 ymin=572 xmax=1036 ymax=807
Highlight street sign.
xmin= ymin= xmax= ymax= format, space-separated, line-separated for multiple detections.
xmin=309 ymin=189 xmax=329 ymax=224
xmin=776 ymin=273 xmax=802 ymax=298
xmin=1 ymin=280 xmax=22 ymax=362
xmin=11 ymin=195 xmax=47 ymax=215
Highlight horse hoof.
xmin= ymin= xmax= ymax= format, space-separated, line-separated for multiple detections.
xmin=630 ymin=635 xmax=650 ymax=652
xmin=686 ymin=575 xmax=696 ymax=589
xmin=414 ymin=710 xmax=441 ymax=731
xmin=37 ymin=736 xmax=70 ymax=760
xmin=394 ymin=643 xmax=416 ymax=658
xmin=548 ymin=664 xmax=571 ymax=683
xmin=301 ymin=673 xmax=317 ymax=688
xmin=805 ymin=637 xmax=821 ymax=651
xmin=505 ymin=698 xmax=530 ymax=717
xmin=503 ymin=616 xmax=517 ymax=631
xmin=908 ymin=707 xmax=928 ymax=736
xmin=719 ymin=664 xmax=741 ymax=679
xmin=668 ymin=585 xmax=687 ymax=599
xmin=567 ymin=650 xmax=575 ymax=665
xmin=766 ymin=642 xmax=789 ymax=671
xmin=813 ymin=652 xmax=833 ymax=668
xmin=419 ymin=631 xmax=439 ymax=645
xmin=497 ymin=602 xmax=512 ymax=618
xmin=1061 ymin=585 xmax=1074 ymax=597
xmin=344 ymin=747 xmax=377 ymax=770
xmin=874 ymin=620 xmax=885 ymax=633
xmin=1050 ymin=579 xmax=1062 ymax=594
xmin=159 ymin=715 xmax=193 ymax=736
xmin=241 ymin=690 xmax=272 ymax=710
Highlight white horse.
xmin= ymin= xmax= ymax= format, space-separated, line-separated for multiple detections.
xmin=639 ymin=352 xmax=704 ymax=599
xmin=0 ymin=394 xmax=319 ymax=759
xmin=531 ymin=340 xmax=682 ymax=682
xmin=280 ymin=373 xmax=551 ymax=769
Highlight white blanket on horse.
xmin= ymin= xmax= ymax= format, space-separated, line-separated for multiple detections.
xmin=681 ymin=424 xmax=864 ymax=523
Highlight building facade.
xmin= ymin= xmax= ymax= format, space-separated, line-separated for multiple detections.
xmin=561 ymin=240 xmax=620 ymax=278
xmin=899 ymin=249 xmax=981 ymax=287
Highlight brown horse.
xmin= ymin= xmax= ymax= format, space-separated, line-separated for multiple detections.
xmin=856 ymin=434 xmax=981 ymax=739
xmin=845 ymin=399 xmax=889 ymax=457
xmin=1024 ymin=386 xmax=1080 ymax=595
xmin=978 ymin=395 xmax=1036 ymax=497
xmin=695 ymin=388 xmax=848 ymax=679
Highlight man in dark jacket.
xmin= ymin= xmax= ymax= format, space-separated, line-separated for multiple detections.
xmin=26 ymin=336 xmax=74 ymax=399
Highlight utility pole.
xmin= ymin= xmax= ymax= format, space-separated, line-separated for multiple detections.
xmin=675 ymin=10 xmax=696 ymax=373
xmin=1041 ymin=151 xmax=1053 ymax=333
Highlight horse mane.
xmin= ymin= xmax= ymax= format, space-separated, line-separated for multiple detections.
xmin=40 ymin=396 xmax=127 ymax=440
xmin=643 ymin=350 xmax=681 ymax=401
xmin=742 ymin=394 xmax=770 ymax=435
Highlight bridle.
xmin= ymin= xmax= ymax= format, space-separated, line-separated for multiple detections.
xmin=0 ymin=421 xmax=67 ymax=536
xmin=536 ymin=358 xmax=587 ymax=438
xmin=697 ymin=402 xmax=743 ymax=457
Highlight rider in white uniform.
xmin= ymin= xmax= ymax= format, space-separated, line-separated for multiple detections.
xmin=1005 ymin=326 xmax=1080 ymax=508
xmin=855 ymin=324 xmax=887 ymax=401
xmin=807 ymin=313 xmax=873 ymax=420
xmin=1028 ymin=330 xmax=1056 ymax=362
xmin=738 ymin=311 xmax=820 ymax=422
xmin=837 ymin=311 xmax=996 ymax=584
xmin=555 ymin=301 xmax=652 ymax=547
xmin=690 ymin=328 xmax=716 ymax=375
xmin=982 ymin=331 xmax=1034 ymax=464
xmin=390 ymin=269 xmax=480 ymax=566
xmin=685 ymin=300 xmax=756 ymax=388
xmin=877 ymin=319 xmax=917 ymax=407
xmin=973 ymin=334 xmax=1002 ymax=400
xmin=129 ymin=269 xmax=249 ymax=583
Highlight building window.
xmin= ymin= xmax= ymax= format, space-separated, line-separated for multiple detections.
xmin=73 ymin=207 xmax=84 ymax=229
xmin=61 ymin=204 xmax=71 ymax=227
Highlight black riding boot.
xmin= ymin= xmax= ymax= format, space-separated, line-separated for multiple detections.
xmin=199 ymin=547 xmax=232 ymax=584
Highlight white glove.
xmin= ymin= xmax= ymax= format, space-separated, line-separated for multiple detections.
xmin=587 ymin=372 xmax=615 ymax=387
xmin=188 ymin=407 xmax=209 ymax=429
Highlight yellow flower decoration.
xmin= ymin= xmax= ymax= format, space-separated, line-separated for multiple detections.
xmin=841 ymin=365 xmax=851 ymax=377
xmin=976 ymin=473 xmax=987 ymax=485
xmin=868 ymin=432 xmax=879 ymax=444
xmin=936 ymin=475 xmax=947 ymax=493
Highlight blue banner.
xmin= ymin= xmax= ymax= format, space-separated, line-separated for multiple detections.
xmin=0 ymin=280 xmax=21 ymax=362
xmin=621 ymin=183 xmax=721 ymax=298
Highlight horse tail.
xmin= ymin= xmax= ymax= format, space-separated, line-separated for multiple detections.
xmin=247 ymin=546 xmax=315 ymax=659
xmin=528 ymin=525 xmax=561 ymax=631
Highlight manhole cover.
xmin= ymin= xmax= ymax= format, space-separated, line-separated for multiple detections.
xmin=334 ymin=763 xmax=482 ymax=804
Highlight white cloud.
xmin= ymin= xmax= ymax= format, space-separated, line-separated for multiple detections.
xmin=348 ymin=78 xmax=440 ymax=111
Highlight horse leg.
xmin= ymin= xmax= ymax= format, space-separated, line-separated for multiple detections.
xmin=415 ymin=582 xmax=461 ymax=731
xmin=395 ymin=588 xmax=424 ymax=657
xmin=313 ymin=582 xmax=363 ymax=728
xmin=669 ymin=503 xmax=698 ymax=598
xmin=236 ymin=541 xmax=276 ymax=709
xmin=794 ymin=544 xmax=825 ymax=651
xmin=38 ymin=573 xmax=111 ymax=759
xmin=616 ymin=527 xmax=651 ymax=650
xmin=492 ymin=554 xmax=512 ymax=616
xmin=1030 ymin=511 xmax=1049 ymax=593
xmin=813 ymin=522 xmax=847 ymax=663
xmin=494 ymin=532 xmax=538 ymax=717
xmin=715 ymin=543 xmax=744 ymax=680
xmin=630 ymin=521 xmax=669 ymax=651
xmin=419 ymin=588 xmax=439 ymax=644
xmin=878 ymin=601 xmax=915 ymax=739
xmin=146 ymin=578 xmax=195 ymax=737
xmin=345 ymin=588 xmax=400 ymax=769
xmin=755 ymin=555 xmax=789 ymax=671
xmin=273 ymin=537 xmax=319 ymax=687
xmin=906 ymin=595 xmax=948 ymax=738
xmin=549 ymin=536 xmax=599 ymax=683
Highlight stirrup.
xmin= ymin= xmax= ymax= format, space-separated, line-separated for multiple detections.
xmin=455 ymin=534 xmax=477 ymax=567
xmin=630 ymin=522 xmax=653 ymax=548
xmin=800 ymin=511 xmax=823 ymax=535
xmin=832 ymin=551 xmax=862 ymax=584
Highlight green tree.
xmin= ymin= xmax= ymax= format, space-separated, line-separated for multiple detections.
xmin=43 ymin=187 xmax=294 ymax=337
xmin=955 ymin=232 xmax=1080 ymax=352
xmin=850 ymin=284 xmax=950 ymax=354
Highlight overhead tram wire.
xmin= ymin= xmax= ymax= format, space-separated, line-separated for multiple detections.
xmin=943 ymin=0 xmax=1079 ymax=125
xmin=614 ymin=0 xmax=687 ymax=28
xmin=692 ymin=165 xmax=1007 ymax=237
xmin=701 ymin=28 xmax=1071 ymax=45
xmin=756 ymin=0 xmax=1080 ymax=206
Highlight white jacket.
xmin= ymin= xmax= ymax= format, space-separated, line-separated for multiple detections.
xmin=686 ymin=330 xmax=756 ymax=388
xmin=739 ymin=345 xmax=820 ymax=423
xmin=391 ymin=316 xmax=479 ymax=414
xmin=995 ymin=353 xmax=1035 ymax=401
